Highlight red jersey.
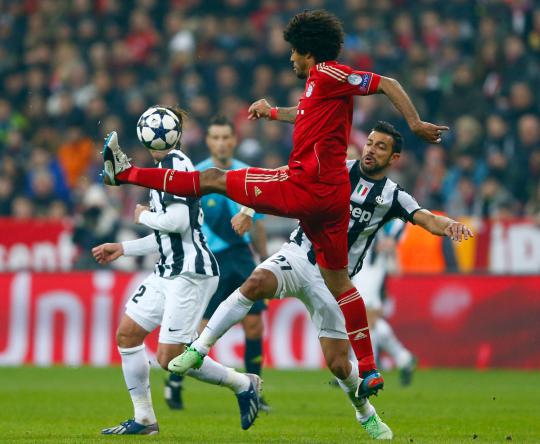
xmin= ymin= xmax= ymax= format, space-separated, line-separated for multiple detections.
xmin=289 ymin=61 xmax=381 ymax=185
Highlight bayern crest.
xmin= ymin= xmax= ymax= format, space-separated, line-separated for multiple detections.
xmin=347 ymin=74 xmax=362 ymax=85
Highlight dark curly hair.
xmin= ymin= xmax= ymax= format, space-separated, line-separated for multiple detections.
xmin=372 ymin=121 xmax=403 ymax=153
xmin=283 ymin=10 xmax=344 ymax=63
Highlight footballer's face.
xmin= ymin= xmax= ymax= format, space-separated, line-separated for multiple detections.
xmin=290 ymin=49 xmax=314 ymax=79
xmin=206 ymin=124 xmax=236 ymax=165
xmin=361 ymin=131 xmax=400 ymax=176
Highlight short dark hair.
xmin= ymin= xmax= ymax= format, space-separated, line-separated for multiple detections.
xmin=372 ymin=121 xmax=403 ymax=153
xmin=283 ymin=10 xmax=344 ymax=63
xmin=207 ymin=115 xmax=235 ymax=134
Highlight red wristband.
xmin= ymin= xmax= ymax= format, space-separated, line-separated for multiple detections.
xmin=270 ymin=107 xmax=278 ymax=120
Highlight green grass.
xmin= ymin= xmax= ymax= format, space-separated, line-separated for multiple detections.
xmin=0 ymin=367 xmax=539 ymax=443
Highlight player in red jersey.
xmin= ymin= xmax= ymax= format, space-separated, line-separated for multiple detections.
xmin=102 ymin=10 xmax=448 ymax=397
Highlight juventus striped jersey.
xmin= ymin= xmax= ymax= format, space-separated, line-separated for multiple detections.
xmin=289 ymin=160 xmax=421 ymax=277
xmin=148 ymin=150 xmax=219 ymax=278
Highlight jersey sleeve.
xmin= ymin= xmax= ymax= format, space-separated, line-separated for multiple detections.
xmin=317 ymin=64 xmax=380 ymax=97
xmin=393 ymin=189 xmax=422 ymax=223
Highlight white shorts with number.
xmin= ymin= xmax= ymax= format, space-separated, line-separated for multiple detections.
xmin=258 ymin=243 xmax=347 ymax=340
xmin=351 ymin=262 xmax=385 ymax=311
xmin=125 ymin=272 xmax=219 ymax=344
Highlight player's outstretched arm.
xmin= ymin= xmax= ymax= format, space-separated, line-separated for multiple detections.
xmin=377 ymin=76 xmax=449 ymax=143
xmin=248 ymin=98 xmax=297 ymax=123
xmin=412 ymin=209 xmax=474 ymax=241
xmin=92 ymin=243 xmax=124 ymax=264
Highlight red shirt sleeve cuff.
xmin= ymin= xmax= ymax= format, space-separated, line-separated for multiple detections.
xmin=369 ymin=73 xmax=381 ymax=94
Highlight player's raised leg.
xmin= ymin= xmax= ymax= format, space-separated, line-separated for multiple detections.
xmin=103 ymin=130 xmax=227 ymax=197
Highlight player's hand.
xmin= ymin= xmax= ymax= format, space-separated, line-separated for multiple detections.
xmin=92 ymin=243 xmax=124 ymax=264
xmin=411 ymin=121 xmax=449 ymax=143
xmin=444 ymin=222 xmax=474 ymax=242
xmin=248 ymin=99 xmax=272 ymax=120
xmin=231 ymin=213 xmax=253 ymax=236
xmin=134 ymin=204 xmax=150 ymax=224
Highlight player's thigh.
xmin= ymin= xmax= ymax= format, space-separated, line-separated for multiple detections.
xmin=351 ymin=266 xmax=384 ymax=312
xmin=300 ymin=206 xmax=349 ymax=271
xmin=226 ymin=168 xmax=313 ymax=218
xmin=159 ymin=274 xmax=219 ymax=345
xmin=256 ymin=244 xmax=311 ymax=300
xmin=124 ymin=274 xmax=165 ymax=335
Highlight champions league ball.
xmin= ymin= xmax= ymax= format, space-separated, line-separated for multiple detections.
xmin=136 ymin=106 xmax=181 ymax=150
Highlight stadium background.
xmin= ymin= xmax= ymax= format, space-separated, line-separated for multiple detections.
xmin=0 ymin=0 xmax=539 ymax=371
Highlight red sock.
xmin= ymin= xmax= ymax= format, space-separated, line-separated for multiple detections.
xmin=337 ymin=287 xmax=376 ymax=374
xmin=117 ymin=167 xmax=200 ymax=197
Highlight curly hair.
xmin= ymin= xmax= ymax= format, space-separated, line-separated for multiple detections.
xmin=283 ymin=10 xmax=344 ymax=63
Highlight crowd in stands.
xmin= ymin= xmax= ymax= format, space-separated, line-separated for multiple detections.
xmin=1 ymin=0 xmax=540 ymax=262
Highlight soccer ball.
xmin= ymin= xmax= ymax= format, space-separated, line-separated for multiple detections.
xmin=136 ymin=106 xmax=181 ymax=150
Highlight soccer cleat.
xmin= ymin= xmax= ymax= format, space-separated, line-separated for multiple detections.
xmin=399 ymin=356 xmax=418 ymax=387
xmin=101 ymin=419 xmax=159 ymax=435
xmin=236 ymin=373 xmax=262 ymax=430
xmin=102 ymin=131 xmax=131 ymax=186
xmin=168 ymin=346 xmax=204 ymax=375
xmin=358 ymin=413 xmax=393 ymax=440
xmin=356 ymin=370 xmax=385 ymax=398
xmin=164 ymin=377 xmax=184 ymax=410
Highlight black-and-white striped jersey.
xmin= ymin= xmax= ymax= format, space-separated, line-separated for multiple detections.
xmin=289 ymin=159 xmax=422 ymax=277
xmin=149 ymin=150 xmax=219 ymax=278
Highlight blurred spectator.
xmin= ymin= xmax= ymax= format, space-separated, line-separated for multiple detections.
xmin=474 ymin=176 xmax=518 ymax=218
xmin=72 ymin=184 xmax=120 ymax=269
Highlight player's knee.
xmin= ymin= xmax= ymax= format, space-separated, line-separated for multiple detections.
xmin=241 ymin=270 xmax=272 ymax=300
xmin=200 ymin=168 xmax=226 ymax=193
xmin=116 ymin=328 xmax=135 ymax=348
xmin=156 ymin=353 xmax=170 ymax=370
xmin=156 ymin=349 xmax=174 ymax=370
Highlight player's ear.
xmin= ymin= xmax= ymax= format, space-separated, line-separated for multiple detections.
xmin=389 ymin=152 xmax=401 ymax=165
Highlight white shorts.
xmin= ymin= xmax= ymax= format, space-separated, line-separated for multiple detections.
xmin=351 ymin=263 xmax=385 ymax=311
xmin=258 ymin=243 xmax=347 ymax=340
xmin=125 ymin=272 xmax=219 ymax=344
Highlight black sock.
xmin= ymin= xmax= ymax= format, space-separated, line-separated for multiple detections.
xmin=244 ymin=337 xmax=263 ymax=376
xmin=169 ymin=373 xmax=184 ymax=386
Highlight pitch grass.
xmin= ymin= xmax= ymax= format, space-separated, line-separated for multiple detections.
xmin=0 ymin=367 xmax=539 ymax=443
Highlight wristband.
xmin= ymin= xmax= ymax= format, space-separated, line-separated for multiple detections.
xmin=269 ymin=107 xmax=278 ymax=120
xmin=240 ymin=206 xmax=255 ymax=217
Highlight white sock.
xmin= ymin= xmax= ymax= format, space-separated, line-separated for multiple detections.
xmin=193 ymin=288 xmax=254 ymax=355
xmin=186 ymin=356 xmax=250 ymax=394
xmin=373 ymin=318 xmax=412 ymax=368
xmin=336 ymin=360 xmax=375 ymax=420
xmin=118 ymin=344 xmax=157 ymax=425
